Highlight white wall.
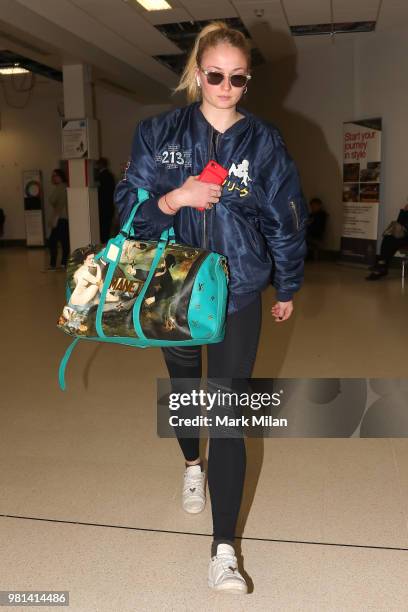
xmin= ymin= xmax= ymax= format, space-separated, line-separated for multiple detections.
xmin=0 ymin=77 xmax=63 ymax=240
xmin=247 ymin=35 xmax=355 ymax=250
xmin=355 ymin=27 xmax=408 ymax=230
xmin=0 ymin=76 xmax=169 ymax=241
xmin=247 ymin=27 xmax=408 ymax=249
xmin=94 ymin=84 xmax=169 ymax=182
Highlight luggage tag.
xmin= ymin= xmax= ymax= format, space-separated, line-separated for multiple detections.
xmin=104 ymin=242 xmax=120 ymax=263
xmin=95 ymin=236 xmax=124 ymax=265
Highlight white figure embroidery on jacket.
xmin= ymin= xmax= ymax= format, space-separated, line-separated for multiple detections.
xmin=229 ymin=160 xmax=253 ymax=187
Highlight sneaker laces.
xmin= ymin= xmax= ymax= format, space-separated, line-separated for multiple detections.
xmin=183 ymin=471 xmax=204 ymax=495
xmin=214 ymin=551 xmax=239 ymax=576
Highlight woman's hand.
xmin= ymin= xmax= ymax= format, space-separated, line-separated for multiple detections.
xmin=271 ymin=300 xmax=293 ymax=322
xmin=172 ymin=175 xmax=222 ymax=210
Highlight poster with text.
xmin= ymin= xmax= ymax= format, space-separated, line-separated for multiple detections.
xmin=341 ymin=119 xmax=382 ymax=265
xmin=62 ymin=119 xmax=88 ymax=159
xmin=23 ymin=170 xmax=45 ymax=246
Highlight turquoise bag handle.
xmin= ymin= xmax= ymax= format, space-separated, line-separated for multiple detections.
xmin=132 ymin=232 xmax=170 ymax=340
xmin=95 ymin=224 xmax=171 ymax=339
xmin=95 ymin=189 xmax=175 ymax=338
xmin=121 ymin=187 xmax=150 ymax=236
xmin=167 ymin=226 xmax=176 ymax=244
xmin=96 ymin=189 xmax=176 ymax=245
xmin=58 ymin=338 xmax=80 ymax=391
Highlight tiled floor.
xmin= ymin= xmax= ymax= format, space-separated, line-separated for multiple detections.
xmin=1 ymin=247 xmax=408 ymax=611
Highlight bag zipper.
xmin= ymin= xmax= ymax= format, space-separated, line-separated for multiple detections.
xmin=212 ymin=256 xmax=228 ymax=339
xmin=289 ymin=199 xmax=300 ymax=231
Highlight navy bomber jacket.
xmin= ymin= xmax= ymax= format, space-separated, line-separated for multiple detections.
xmin=114 ymin=101 xmax=308 ymax=314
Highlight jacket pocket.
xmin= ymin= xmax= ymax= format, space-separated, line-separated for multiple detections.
xmin=247 ymin=221 xmax=267 ymax=258
xmin=228 ymin=206 xmax=269 ymax=261
xmin=289 ymin=199 xmax=300 ymax=232
xmin=288 ymin=198 xmax=308 ymax=233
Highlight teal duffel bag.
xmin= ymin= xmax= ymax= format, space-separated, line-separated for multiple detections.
xmin=57 ymin=188 xmax=229 ymax=390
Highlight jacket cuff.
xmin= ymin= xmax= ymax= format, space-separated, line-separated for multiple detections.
xmin=276 ymin=291 xmax=293 ymax=302
xmin=139 ymin=195 xmax=175 ymax=225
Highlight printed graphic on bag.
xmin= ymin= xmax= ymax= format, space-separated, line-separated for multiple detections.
xmin=57 ymin=240 xmax=224 ymax=341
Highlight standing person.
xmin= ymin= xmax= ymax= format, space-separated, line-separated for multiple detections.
xmin=96 ymin=157 xmax=116 ymax=244
xmin=115 ymin=21 xmax=308 ymax=594
xmin=45 ymin=169 xmax=69 ymax=271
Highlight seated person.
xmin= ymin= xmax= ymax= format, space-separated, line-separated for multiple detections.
xmin=0 ymin=208 xmax=5 ymax=237
xmin=366 ymin=203 xmax=408 ymax=280
xmin=306 ymin=197 xmax=327 ymax=259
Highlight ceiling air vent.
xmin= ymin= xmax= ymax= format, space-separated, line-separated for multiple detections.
xmin=153 ymin=17 xmax=264 ymax=75
xmin=0 ymin=51 xmax=62 ymax=81
xmin=291 ymin=21 xmax=376 ymax=36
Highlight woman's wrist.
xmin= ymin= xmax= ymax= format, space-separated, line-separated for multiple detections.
xmin=158 ymin=189 xmax=183 ymax=215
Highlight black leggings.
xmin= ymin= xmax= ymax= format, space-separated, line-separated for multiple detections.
xmin=48 ymin=218 xmax=70 ymax=267
xmin=161 ymin=295 xmax=262 ymax=543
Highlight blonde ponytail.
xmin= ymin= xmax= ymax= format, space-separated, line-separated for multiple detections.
xmin=172 ymin=21 xmax=251 ymax=103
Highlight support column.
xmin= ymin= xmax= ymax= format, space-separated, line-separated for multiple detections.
xmin=62 ymin=64 xmax=100 ymax=250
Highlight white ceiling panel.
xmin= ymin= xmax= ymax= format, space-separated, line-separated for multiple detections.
xmin=179 ymin=1 xmax=238 ymax=21
xmin=6 ymin=0 xmax=408 ymax=100
xmin=232 ymin=0 xmax=288 ymax=29
xmin=15 ymin=0 xmax=176 ymax=83
xmin=332 ymin=0 xmax=380 ymax=23
xmin=283 ymin=0 xmax=331 ymax=26
xmin=72 ymin=0 xmax=181 ymax=55
xmin=232 ymin=0 xmax=295 ymax=61
xmin=2 ymin=0 xmax=172 ymax=102
xmin=376 ymin=0 xmax=408 ymax=31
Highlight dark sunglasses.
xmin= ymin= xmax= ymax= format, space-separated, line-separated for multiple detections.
xmin=201 ymin=68 xmax=251 ymax=88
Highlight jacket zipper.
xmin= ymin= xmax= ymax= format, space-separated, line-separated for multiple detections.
xmin=289 ymin=200 xmax=300 ymax=231
xmin=203 ymin=126 xmax=213 ymax=249
xmin=203 ymin=126 xmax=221 ymax=250
xmin=203 ymin=126 xmax=221 ymax=249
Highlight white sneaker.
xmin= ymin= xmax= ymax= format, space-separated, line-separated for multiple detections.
xmin=208 ymin=543 xmax=248 ymax=594
xmin=182 ymin=464 xmax=206 ymax=514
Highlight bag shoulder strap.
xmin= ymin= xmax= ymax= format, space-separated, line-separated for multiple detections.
xmin=58 ymin=338 xmax=81 ymax=391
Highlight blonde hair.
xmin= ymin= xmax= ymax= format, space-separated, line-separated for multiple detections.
xmin=172 ymin=21 xmax=251 ymax=103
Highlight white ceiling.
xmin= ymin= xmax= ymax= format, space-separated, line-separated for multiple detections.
xmin=0 ymin=0 xmax=406 ymax=103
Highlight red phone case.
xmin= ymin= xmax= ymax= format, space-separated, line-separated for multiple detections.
xmin=197 ymin=160 xmax=229 ymax=211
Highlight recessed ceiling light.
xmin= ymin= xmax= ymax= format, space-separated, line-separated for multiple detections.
xmin=0 ymin=65 xmax=30 ymax=75
xmin=134 ymin=0 xmax=172 ymax=10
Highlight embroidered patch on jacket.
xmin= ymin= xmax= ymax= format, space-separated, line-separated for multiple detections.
xmin=224 ymin=159 xmax=253 ymax=197
xmin=155 ymin=145 xmax=192 ymax=170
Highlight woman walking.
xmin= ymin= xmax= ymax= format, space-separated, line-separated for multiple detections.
xmin=115 ymin=21 xmax=308 ymax=594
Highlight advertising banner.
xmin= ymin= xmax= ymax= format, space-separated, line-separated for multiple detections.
xmin=341 ymin=118 xmax=382 ymax=265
